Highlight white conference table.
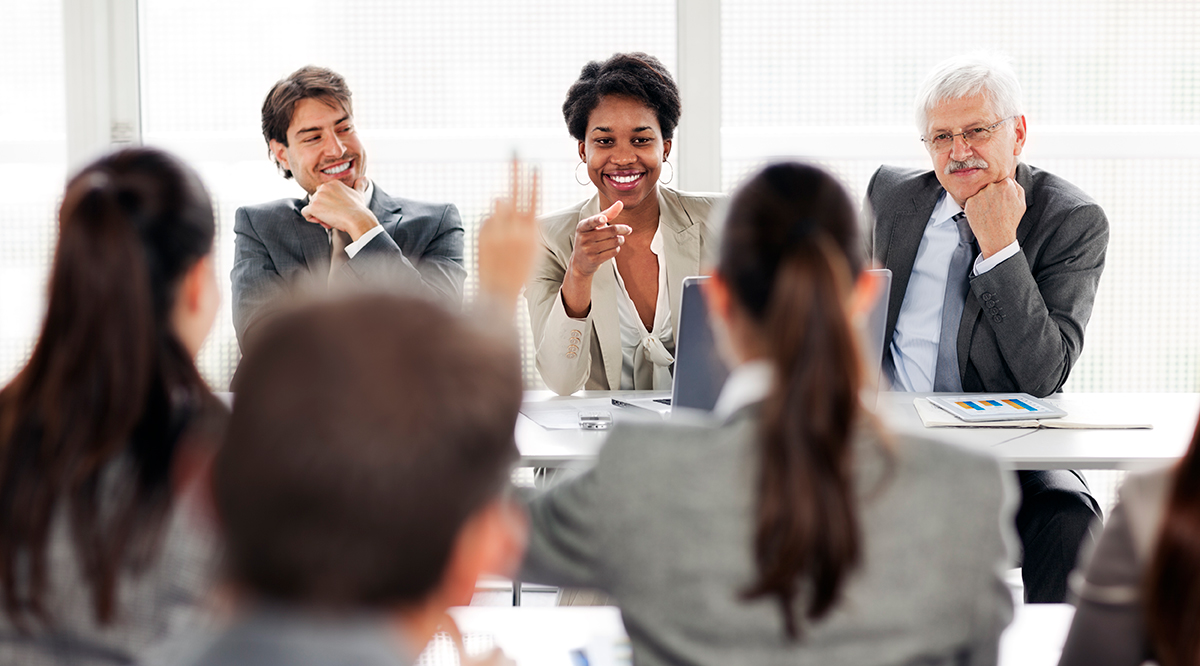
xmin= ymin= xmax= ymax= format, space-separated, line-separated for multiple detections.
xmin=518 ymin=391 xmax=1200 ymax=470
xmin=416 ymin=603 xmax=1075 ymax=665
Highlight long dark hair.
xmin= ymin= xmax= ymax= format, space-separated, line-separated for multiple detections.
xmin=719 ymin=163 xmax=866 ymax=639
xmin=0 ymin=147 xmax=216 ymax=627
xmin=1145 ymin=416 xmax=1200 ymax=666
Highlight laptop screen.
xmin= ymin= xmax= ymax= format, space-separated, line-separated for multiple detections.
xmin=669 ymin=269 xmax=892 ymax=412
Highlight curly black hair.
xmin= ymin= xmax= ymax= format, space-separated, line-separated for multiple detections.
xmin=562 ymin=52 xmax=681 ymax=141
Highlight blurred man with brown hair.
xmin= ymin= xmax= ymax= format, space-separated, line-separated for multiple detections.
xmin=184 ymin=167 xmax=540 ymax=666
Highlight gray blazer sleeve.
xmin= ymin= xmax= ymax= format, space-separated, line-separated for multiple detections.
xmin=1057 ymin=499 xmax=1150 ymax=666
xmin=519 ymin=467 xmax=606 ymax=590
xmin=345 ymin=202 xmax=466 ymax=306
xmin=967 ymin=198 xmax=1108 ymax=397
xmin=231 ymin=206 xmax=288 ymax=350
xmin=526 ymin=230 xmax=597 ymax=395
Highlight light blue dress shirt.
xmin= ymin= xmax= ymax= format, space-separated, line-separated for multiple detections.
xmin=888 ymin=191 xmax=1021 ymax=391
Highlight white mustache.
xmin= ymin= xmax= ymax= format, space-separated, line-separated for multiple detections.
xmin=945 ymin=157 xmax=988 ymax=174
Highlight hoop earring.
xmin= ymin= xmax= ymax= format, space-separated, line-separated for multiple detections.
xmin=660 ymin=160 xmax=674 ymax=185
xmin=575 ymin=161 xmax=590 ymax=187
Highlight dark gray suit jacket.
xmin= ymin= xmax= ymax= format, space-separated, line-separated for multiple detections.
xmin=867 ymin=163 xmax=1108 ymax=397
xmin=521 ymin=407 xmax=1016 ymax=666
xmin=231 ymin=185 xmax=465 ymax=349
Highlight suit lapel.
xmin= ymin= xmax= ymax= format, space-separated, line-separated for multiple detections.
xmin=658 ymin=188 xmax=701 ymax=337
xmin=293 ymin=198 xmax=333 ymax=275
xmin=594 ymin=263 xmax=621 ymax=390
xmin=883 ymin=176 xmax=944 ymax=343
xmin=574 ymin=196 xmax=622 ymax=390
xmin=369 ymin=184 xmax=404 ymax=238
xmin=1014 ymin=162 xmax=1036 ymax=245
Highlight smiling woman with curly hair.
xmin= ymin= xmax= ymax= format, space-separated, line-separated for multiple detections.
xmin=526 ymin=52 xmax=724 ymax=395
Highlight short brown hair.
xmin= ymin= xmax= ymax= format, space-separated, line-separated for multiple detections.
xmin=216 ymin=295 xmax=522 ymax=609
xmin=261 ymin=65 xmax=354 ymax=178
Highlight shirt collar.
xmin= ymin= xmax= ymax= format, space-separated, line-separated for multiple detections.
xmin=930 ymin=190 xmax=964 ymax=228
xmin=649 ymin=223 xmax=664 ymax=257
xmin=361 ymin=178 xmax=376 ymax=210
xmin=712 ymin=359 xmax=775 ymax=420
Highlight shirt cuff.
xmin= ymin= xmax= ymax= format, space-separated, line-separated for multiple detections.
xmin=973 ymin=240 xmax=1020 ymax=276
xmin=345 ymin=225 xmax=385 ymax=258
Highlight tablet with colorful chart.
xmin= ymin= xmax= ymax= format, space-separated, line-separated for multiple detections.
xmin=926 ymin=393 xmax=1068 ymax=423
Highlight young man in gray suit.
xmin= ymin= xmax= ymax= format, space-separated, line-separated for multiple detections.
xmin=867 ymin=54 xmax=1109 ymax=603
xmin=231 ymin=66 xmax=466 ymax=350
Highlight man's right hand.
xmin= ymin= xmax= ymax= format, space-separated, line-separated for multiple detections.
xmin=301 ymin=178 xmax=378 ymax=241
xmin=560 ymin=201 xmax=628 ymax=318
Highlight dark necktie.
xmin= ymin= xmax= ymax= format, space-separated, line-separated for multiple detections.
xmin=329 ymin=229 xmax=352 ymax=286
xmin=934 ymin=213 xmax=974 ymax=391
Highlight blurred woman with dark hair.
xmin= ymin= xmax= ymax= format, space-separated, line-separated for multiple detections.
xmin=519 ymin=163 xmax=1016 ymax=665
xmin=527 ymin=52 xmax=723 ymax=395
xmin=0 ymin=147 xmax=225 ymax=664
xmin=1059 ymin=419 xmax=1200 ymax=666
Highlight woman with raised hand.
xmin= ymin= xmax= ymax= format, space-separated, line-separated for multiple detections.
xmin=1058 ymin=417 xmax=1200 ymax=666
xmin=527 ymin=52 xmax=722 ymax=395
xmin=0 ymin=147 xmax=225 ymax=664
xmin=519 ymin=163 xmax=1016 ymax=665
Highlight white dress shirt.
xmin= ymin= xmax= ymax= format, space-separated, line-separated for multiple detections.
xmin=889 ymin=191 xmax=1019 ymax=391
xmin=712 ymin=359 xmax=774 ymax=420
xmin=612 ymin=225 xmax=675 ymax=390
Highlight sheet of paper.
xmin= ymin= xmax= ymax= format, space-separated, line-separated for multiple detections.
xmin=519 ymin=398 xmax=616 ymax=430
xmin=519 ymin=398 xmax=663 ymax=430
xmin=1037 ymin=397 xmax=1153 ymax=429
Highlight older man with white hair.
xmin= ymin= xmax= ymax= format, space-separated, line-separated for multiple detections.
xmin=866 ymin=54 xmax=1109 ymax=603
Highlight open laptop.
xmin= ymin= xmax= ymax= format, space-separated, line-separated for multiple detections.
xmin=613 ymin=269 xmax=892 ymax=416
xmin=608 ymin=276 xmax=725 ymax=416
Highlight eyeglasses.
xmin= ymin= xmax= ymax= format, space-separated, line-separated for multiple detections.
xmin=921 ymin=116 xmax=1017 ymax=153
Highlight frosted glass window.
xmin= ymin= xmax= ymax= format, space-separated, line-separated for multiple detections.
xmin=0 ymin=4 xmax=67 ymax=385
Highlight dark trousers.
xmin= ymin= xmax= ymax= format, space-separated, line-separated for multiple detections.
xmin=1015 ymin=469 xmax=1103 ymax=603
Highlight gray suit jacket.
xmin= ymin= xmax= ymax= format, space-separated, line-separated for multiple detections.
xmin=0 ymin=480 xmax=219 ymax=666
xmin=231 ymin=185 xmax=465 ymax=349
xmin=1058 ymin=466 xmax=1172 ymax=666
xmin=174 ymin=609 xmax=414 ymax=666
xmin=521 ymin=408 xmax=1016 ymax=666
xmin=867 ymin=163 xmax=1108 ymax=396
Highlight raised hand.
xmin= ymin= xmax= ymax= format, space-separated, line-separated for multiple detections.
xmin=478 ymin=159 xmax=540 ymax=312
xmin=964 ymin=177 xmax=1026 ymax=258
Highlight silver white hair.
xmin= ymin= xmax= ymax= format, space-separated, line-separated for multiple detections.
xmin=915 ymin=54 xmax=1024 ymax=134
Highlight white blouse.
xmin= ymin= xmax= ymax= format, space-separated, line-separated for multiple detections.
xmin=611 ymin=224 xmax=674 ymax=390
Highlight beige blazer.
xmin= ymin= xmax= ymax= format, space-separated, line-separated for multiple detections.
xmin=526 ymin=187 xmax=722 ymax=395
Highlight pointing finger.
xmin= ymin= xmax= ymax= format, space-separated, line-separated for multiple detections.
xmin=601 ymin=200 xmax=624 ymax=221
